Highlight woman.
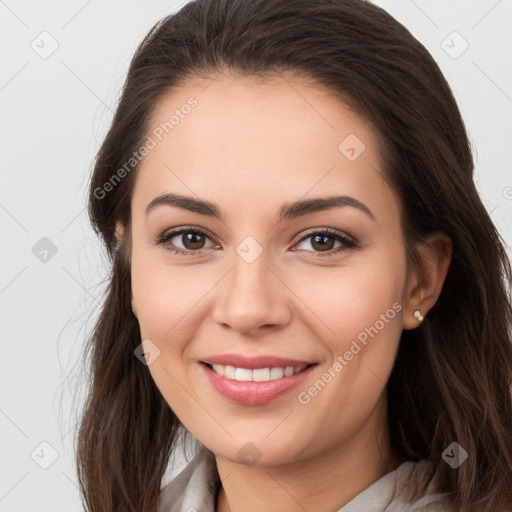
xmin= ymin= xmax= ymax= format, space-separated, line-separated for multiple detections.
xmin=76 ymin=0 xmax=512 ymax=511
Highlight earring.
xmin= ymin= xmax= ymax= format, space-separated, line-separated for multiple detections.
xmin=413 ymin=309 xmax=424 ymax=322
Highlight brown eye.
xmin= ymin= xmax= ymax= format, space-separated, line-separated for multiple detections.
xmin=309 ymin=233 xmax=336 ymax=252
xmin=293 ymin=229 xmax=356 ymax=257
xmin=180 ymin=231 xmax=207 ymax=250
xmin=155 ymin=227 xmax=217 ymax=255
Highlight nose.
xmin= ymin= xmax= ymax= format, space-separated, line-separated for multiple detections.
xmin=211 ymin=251 xmax=292 ymax=335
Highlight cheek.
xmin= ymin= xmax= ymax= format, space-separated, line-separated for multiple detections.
xmin=130 ymin=247 xmax=216 ymax=353
xmin=287 ymin=248 xmax=406 ymax=416
xmin=333 ymin=272 xmax=402 ymax=346
xmin=130 ymin=254 xmax=207 ymax=414
xmin=291 ymin=252 xmax=405 ymax=353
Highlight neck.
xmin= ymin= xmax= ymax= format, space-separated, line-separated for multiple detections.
xmin=214 ymin=399 xmax=404 ymax=512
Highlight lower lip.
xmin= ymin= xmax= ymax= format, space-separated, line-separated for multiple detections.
xmin=199 ymin=362 xmax=317 ymax=406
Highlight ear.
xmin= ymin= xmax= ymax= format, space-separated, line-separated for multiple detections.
xmin=115 ymin=221 xmax=124 ymax=245
xmin=402 ymin=232 xmax=452 ymax=330
xmin=114 ymin=221 xmax=137 ymax=317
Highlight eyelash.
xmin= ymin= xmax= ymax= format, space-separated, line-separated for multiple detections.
xmin=153 ymin=226 xmax=357 ymax=258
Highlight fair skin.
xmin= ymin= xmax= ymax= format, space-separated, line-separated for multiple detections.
xmin=117 ymin=72 xmax=451 ymax=512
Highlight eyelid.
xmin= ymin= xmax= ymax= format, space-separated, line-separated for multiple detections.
xmin=292 ymin=226 xmax=355 ymax=246
xmin=154 ymin=225 xmax=219 ymax=249
xmin=154 ymin=225 xmax=357 ymax=256
xmin=291 ymin=227 xmax=357 ymax=258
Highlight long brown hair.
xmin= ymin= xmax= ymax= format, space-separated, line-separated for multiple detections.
xmin=76 ymin=0 xmax=512 ymax=510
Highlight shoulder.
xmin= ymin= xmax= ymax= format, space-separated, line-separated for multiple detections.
xmin=393 ymin=459 xmax=453 ymax=511
xmin=340 ymin=458 xmax=453 ymax=512
xmin=158 ymin=446 xmax=220 ymax=512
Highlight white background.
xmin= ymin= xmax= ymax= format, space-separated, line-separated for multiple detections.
xmin=1 ymin=1 xmax=511 ymax=510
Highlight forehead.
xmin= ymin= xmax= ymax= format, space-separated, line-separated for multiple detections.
xmin=132 ymin=73 xmax=397 ymax=224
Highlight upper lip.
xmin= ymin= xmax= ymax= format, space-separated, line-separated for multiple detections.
xmin=200 ymin=353 xmax=316 ymax=369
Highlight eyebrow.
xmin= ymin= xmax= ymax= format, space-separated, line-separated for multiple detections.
xmin=145 ymin=192 xmax=376 ymax=222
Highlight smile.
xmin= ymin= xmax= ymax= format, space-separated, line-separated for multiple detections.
xmin=199 ymin=360 xmax=318 ymax=406
xmin=206 ymin=363 xmax=309 ymax=381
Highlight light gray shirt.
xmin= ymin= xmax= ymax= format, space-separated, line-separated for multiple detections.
xmin=158 ymin=446 xmax=453 ymax=511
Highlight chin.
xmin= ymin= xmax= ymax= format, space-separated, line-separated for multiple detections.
xmin=207 ymin=433 xmax=309 ymax=467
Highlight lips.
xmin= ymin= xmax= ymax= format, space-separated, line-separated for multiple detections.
xmin=198 ymin=353 xmax=318 ymax=406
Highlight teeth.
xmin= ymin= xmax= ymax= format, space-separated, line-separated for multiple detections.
xmin=224 ymin=365 xmax=236 ymax=379
xmin=235 ymin=368 xmax=252 ymax=381
xmin=284 ymin=367 xmax=294 ymax=377
xmin=212 ymin=364 xmax=225 ymax=376
xmin=253 ymin=368 xmax=270 ymax=382
xmin=209 ymin=363 xmax=308 ymax=382
xmin=270 ymin=367 xmax=284 ymax=379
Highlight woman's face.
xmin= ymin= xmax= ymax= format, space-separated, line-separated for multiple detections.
xmin=126 ymin=73 xmax=413 ymax=466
